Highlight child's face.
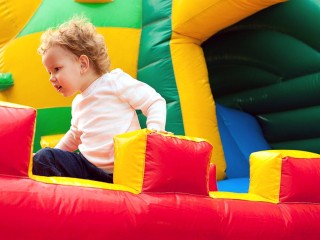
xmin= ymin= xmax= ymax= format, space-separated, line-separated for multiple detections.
xmin=42 ymin=46 xmax=83 ymax=97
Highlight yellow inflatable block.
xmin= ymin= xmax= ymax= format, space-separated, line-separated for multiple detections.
xmin=249 ymin=150 xmax=320 ymax=203
xmin=113 ymin=129 xmax=148 ymax=192
xmin=40 ymin=134 xmax=65 ymax=148
xmin=113 ymin=129 xmax=213 ymax=195
xmin=210 ymin=149 xmax=320 ymax=203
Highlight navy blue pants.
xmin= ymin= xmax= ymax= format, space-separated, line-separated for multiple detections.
xmin=33 ymin=148 xmax=113 ymax=183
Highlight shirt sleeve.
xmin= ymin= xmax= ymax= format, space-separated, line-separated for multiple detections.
xmin=113 ymin=70 xmax=167 ymax=130
xmin=55 ymin=98 xmax=81 ymax=151
xmin=55 ymin=127 xmax=80 ymax=151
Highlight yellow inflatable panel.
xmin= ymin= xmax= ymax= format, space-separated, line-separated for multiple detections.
xmin=172 ymin=0 xmax=287 ymax=42
xmin=170 ymin=0 xmax=286 ymax=180
xmin=40 ymin=134 xmax=65 ymax=148
xmin=29 ymin=175 xmax=138 ymax=193
xmin=209 ymin=192 xmax=273 ymax=203
xmin=0 ymin=0 xmax=41 ymax=48
xmin=249 ymin=151 xmax=283 ymax=202
xmin=0 ymin=27 xmax=140 ymax=108
xmin=170 ymin=35 xmax=226 ymax=179
xmin=113 ymin=129 xmax=148 ymax=192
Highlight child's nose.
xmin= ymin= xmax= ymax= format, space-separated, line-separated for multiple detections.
xmin=49 ymin=75 xmax=57 ymax=82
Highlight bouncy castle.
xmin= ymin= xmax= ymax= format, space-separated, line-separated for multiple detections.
xmin=1 ymin=0 xmax=320 ymax=239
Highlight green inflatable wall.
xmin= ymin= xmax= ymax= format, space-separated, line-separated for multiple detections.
xmin=203 ymin=0 xmax=320 ymax=153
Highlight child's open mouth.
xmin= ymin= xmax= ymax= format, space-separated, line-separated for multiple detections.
xmin=54 ymin=84 xmax=62 ymax=92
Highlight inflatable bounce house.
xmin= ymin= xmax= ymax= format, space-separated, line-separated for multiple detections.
xmin=1 ymin=0 xmax=320 ymax=239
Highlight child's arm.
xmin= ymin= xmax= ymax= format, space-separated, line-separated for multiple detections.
xmin=144 ymin=97 xmax=166 ymax=131
xmin=114 ymin=70 xmax=167 ymax=131
xmin=55 ymin=100 xmax=81 ymax=152
xmin=55 ymin=128 xmax=79 ymax=152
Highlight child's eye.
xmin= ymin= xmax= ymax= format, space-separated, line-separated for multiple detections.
xmin=54 ymin=67 xmax=60 ymax=72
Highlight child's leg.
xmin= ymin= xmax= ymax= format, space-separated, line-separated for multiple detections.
xmin=33 ymin=148 xmax=113 ymax=183
xmin=77 ymin=152 xmax=113 ymax=183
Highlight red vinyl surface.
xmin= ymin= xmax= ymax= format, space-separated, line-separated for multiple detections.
xmin=1 ymin=175 xmax=320 ymax=240
xmin=280 ymin=156 xmax=320 ymax=203
xmin=1 ymin=105 xmax=320 ymax=239
xmin=142 ymin=133 xmax=212 ymax=195
xmin=0 ymin=106 xmax=36 ymax=176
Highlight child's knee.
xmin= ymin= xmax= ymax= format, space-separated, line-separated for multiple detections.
xmin=33 ymin=148 xmax=57 ymax=175
xmin=33 ymin=148 xmax=54 ymax=164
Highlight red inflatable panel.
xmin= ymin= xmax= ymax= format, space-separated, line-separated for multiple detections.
xmin=142 ymin=133 xmax=212 ymax=195
xmin=0 ymin=105 xmax=36 ymax=176
xmin=1 ymin=175 xmax=320 ymax=240
xmin=209 ymin=164 xmax=218 ymax=191
xmin=280 ymin=156 xmax=320 ymax=203
xmin=1 ymin=104 xmax=320 ymax=240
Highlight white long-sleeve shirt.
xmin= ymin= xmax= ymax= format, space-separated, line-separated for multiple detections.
xmin=55 ymin=68 xmax=166 ymax=172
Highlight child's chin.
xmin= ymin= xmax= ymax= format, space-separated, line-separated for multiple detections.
xmin=60 ymin=91 xmax=69 ymax=97
xmin=62 ymin=91 xmax=76 ymax=97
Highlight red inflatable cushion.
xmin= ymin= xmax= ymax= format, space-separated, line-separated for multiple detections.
xmin=0 ymin=104 xmax=36 ymax=177
xmin=280 ymin=156 xmax=320 ymax=203
xmin=142 ymin=133 xmax=213 ymax=195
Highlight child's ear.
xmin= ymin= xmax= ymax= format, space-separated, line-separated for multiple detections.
xmin=79 ymin=55 xmax=90 ymax=74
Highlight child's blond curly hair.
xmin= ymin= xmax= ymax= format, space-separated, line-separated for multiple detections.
xmin=38 ymin=16 xmax=110 ymax=75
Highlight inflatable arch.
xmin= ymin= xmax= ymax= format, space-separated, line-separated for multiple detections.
xmin=0 ymin=0 xmax=287 ymax=180
xmin=1 ymin=0 xmax=320 ymax=239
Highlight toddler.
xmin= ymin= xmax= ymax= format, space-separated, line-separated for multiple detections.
xmin=33 ymin=16 xmax=167 ymax=183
